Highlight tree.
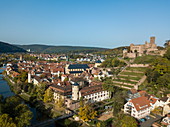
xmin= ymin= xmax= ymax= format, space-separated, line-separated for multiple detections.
xmin=36 ymin=83 xmax=46 ymax=100
xmin=151 ymin=57 xmax=170 ymax=75
xmin=78 ymin=104 xmax=97 ymax=122
xmin=43 ymin=88 xmax=53 ymax=103
xmin=64 ymin=119 xmax=72 ymax=127
xmin=14 ymin=104 xmax=33 ymax=127
xmin=156 ymin=73 xmax=170 ymax=87
xmin=102 ymin=78 xmax=120 ymax=97
xmin=164 ymin=47 xmax=170 ymax=60
xmin=0 ymin=95 xmax=3 ymax=115
xmin=113 ymin=113 xmax=137 ymax=127
xmin=17 ymin=71 xmax=28 ymax=82
xmin=5 ymin=96 xmax=22 ymax=116
xmin=151 ymin=107 xmax=162 ymax=115
xmin=112 ymin=91 xmax=127 ymax=114
xmin=164 ymin=40 xmax=170 ymax=48
xmin=145 ymin=68 xmax=160 ymax=83
xmin=1 ymin=96 xmax=33 ymax=127
xmin=55 ymin=96 xmax=65 ymax=108
xmin=79 ymin=97 xmax=84 ymax=107
xmin=0 ymin=114 xmax=16 ymax=127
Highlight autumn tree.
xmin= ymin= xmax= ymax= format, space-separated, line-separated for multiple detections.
xmin=0 ymin=114 xmax=16 ymax=127
xmin=43 ymin=88 xmax=54 ymax=103
xmin=78 ymin=104 xmax=97 ymax=122
xmin=55 ymin=96 xmax=65 ymax=108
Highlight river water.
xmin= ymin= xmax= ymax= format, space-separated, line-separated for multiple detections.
xmin=0 ymin=66 xmax=49 ymax=126
xmin=0 ymin=67 xmax=15 ymax=97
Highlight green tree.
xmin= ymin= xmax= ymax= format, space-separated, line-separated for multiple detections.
xmin=1 ymin=96 xmax=33 ymax=127
xmin=0 ymin=95 xmax=4 ymax=115
xmin=5 ymin=96 xmax=22 ymax=116
xmin=36 ymin=83 xmax=46 ymax=100
xmin=14 ymin=104 xmax=33 ymax=127
xmin=152 ymin=57 xmax=170 ymax=75
xmin=113 ymin=113 xmax=137 ymax=127
xmin=17 ymin=71 xmax=28 ymax=82
xmin=112 ymin=91 xmax=127 ymax=114
xmin=78 ymin=104 xmax=97 ymax=122
xmin=102 ymin=78 xmax=120 ymax=97
xmin=157 ymin=73 xmax=170 ymax=87
xmin=164 ymin=47 xmax=170 ymax=60
xmin=145 ymin=68 xmax=160 ymax=83
xmin=0 ymin=114 xmax=16 ymax=127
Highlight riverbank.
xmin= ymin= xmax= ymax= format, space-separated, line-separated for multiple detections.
xmin=0 ymin=68 xmax=53 ymax=126
xmin=1 ymin=67 xmax=75 ymax=127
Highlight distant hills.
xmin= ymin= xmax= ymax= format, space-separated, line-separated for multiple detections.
xmin=0 ymin=41 xmax=26 ymax=53
xmin=97 ymin=46 xmax=130 ymax=55
xmin=16 ymin=44 xmax=107 ymax=53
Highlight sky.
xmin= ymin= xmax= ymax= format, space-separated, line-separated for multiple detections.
xmin=0 ymin=0 xmax=170 ymax=48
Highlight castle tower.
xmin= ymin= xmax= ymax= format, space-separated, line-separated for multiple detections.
xmin=123 ymin=49 xmax=128 ymax=58
xmin=150 ymin=36 xmax=155 ymax=44
xmin=72 ymin=83 xmax=79 ymax=100
xmin=28 ymin=72 xmax=31 ymax=83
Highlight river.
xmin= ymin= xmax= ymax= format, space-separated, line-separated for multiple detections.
xmin=0 ymin=66 xmax=55 ymax=126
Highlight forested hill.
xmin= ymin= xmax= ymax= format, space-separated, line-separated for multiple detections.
xmin=96 ymin=46 xmax=129 ymax=55
xmin=0 ymin=41 xmax=26 ymax=53
xmin=16 ymin=44 xmax=107 ymax=53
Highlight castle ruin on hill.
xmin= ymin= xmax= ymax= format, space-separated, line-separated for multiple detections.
xmin=123 ymin=36 xmax=158 ymax=58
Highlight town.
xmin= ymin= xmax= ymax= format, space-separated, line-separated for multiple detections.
xmin=0 ymin=37 xmax=170 ymax=127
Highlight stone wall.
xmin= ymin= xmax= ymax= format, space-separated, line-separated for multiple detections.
xmin=129 ymin=64 xmax=149 ymax=67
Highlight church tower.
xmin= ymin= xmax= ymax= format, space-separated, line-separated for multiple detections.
xmin=20 ymin=55 xmax=23 ymax=61
xmin=28 ymin=72 xmax=31 ymax=83
xmin=72 ymin=83 xmax=79 ymax=100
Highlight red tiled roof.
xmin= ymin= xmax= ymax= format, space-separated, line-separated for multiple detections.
xmin=130 ymin=96 xmax=151 ymax=111
xmin=149 ymin=97 xmax=158 ymax=105
xmin=80 ymin=85 xmax=103 ymax=96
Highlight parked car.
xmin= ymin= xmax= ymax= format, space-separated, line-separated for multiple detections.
xmin=139 ymin=118 xmax=146 ymax=123
xmin=145 ymin=115 xmax=150 ymax=120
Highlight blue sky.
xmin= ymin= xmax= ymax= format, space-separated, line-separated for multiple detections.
xmin=0 ymin=0 xmax=170 ymax=48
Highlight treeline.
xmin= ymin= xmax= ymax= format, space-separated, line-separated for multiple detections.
xmin=17 ymin=44 xmax=107 ymax=53
xmin=0 ymin=41 xmax=26 ymax=53
xmin=100 ymin=58 xmax=126 ymax=68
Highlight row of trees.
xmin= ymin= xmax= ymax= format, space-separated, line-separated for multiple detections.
xmin=101 ymin=58 xmax=126 ymax=68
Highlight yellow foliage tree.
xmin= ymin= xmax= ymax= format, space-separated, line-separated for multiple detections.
xmin=55 ymin=96 xmax=64 ymax=109
xmin=0 ymin=114 xmax=16 ymax=127
xmin=43 ymin=88 xmax=53 ymax=103
xmin=78 ymin=104 xmax=97 ymax=122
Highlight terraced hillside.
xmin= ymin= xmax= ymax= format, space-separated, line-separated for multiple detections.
xmin=113 ymin=67 xmax=147 ymax=89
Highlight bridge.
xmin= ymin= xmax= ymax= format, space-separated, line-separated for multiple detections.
xmin=30 ymin=109 xmax=75 ymax=127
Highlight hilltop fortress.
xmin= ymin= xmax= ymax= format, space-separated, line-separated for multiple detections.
xmin=123 ymin=36 xmax=158 ymax=58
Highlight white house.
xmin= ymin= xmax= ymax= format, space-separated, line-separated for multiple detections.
xmin=79 ymin=85 xmax=110 ymax=103
xmin=124 ymin=96 xmax=151 ymax=119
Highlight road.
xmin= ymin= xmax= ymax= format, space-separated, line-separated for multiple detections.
xmin=140 ymin=115 xmax=162 ymax=127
